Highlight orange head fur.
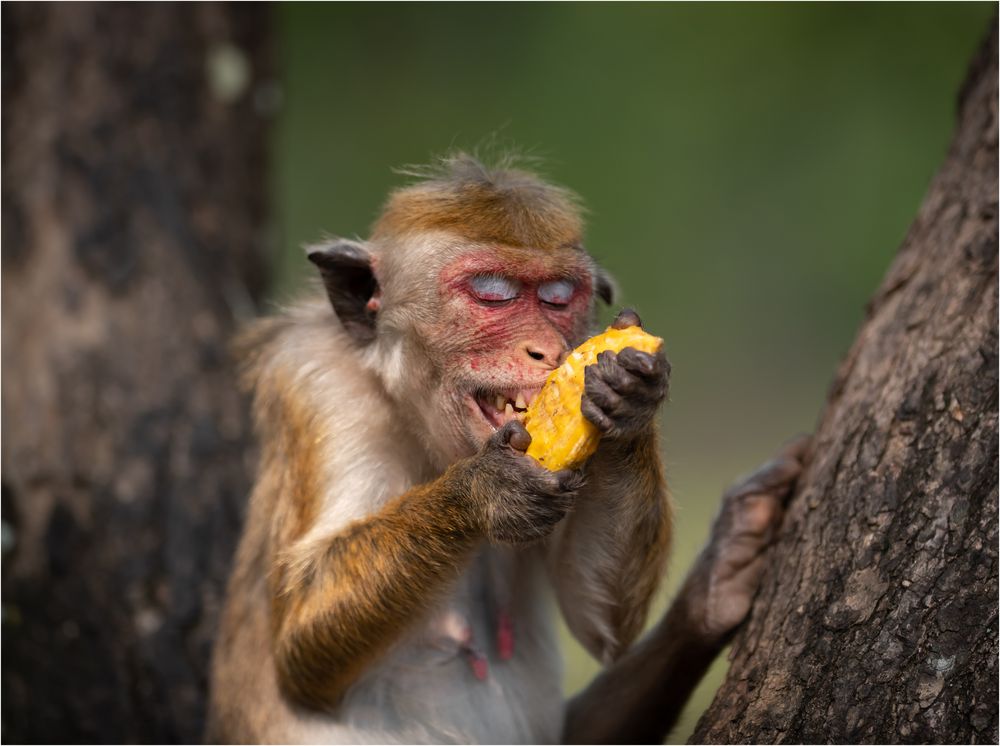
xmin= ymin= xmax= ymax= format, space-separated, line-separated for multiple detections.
xmin=371 ymin=153 xmax=585 ymax=252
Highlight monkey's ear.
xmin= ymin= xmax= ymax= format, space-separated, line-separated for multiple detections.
xmin=307 ymin=239 xmax=379 ymax=344
xmin=595 ymin=268 xmax=617 ymax=306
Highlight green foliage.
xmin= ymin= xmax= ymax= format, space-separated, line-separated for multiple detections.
xmin=271 ymin=4 xmax=992 ymax=740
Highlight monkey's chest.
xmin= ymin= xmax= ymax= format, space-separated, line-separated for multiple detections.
xmin=338 ymin=548 xmax=564 ymax=744
xmin=421 ymin=549 xmax=517 ymax=681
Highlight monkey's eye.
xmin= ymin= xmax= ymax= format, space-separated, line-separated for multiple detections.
xmin=469 ymin=275 xmax=521 ymax=305
xmin=538 ymin=279 xmax=576 ymax=308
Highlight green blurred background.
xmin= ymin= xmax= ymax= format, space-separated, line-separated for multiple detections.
xmin=267 ymin=4 xmax=992 ymax=740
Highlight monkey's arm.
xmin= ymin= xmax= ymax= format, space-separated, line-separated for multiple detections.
xmin=546 ymin=337 xmax=672 ymax=662
xmin=270 ymin=473 xmax=477 ymax=710
xmin=561 ymin=436 xmax=809 ymax=744
xmin=269 ymin=423 xmax=578 ymax=711
xmin=547 ymin=429 xmax=671 ymax=663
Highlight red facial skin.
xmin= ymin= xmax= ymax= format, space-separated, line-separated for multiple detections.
xmin=431 ymin=247 xmax=595 ymax=446
xmin=439 ymin=250 xmax=593 ymax=366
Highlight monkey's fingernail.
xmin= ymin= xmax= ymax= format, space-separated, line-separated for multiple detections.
xmin=508 ymin=429 xmax=531 ymax=452
xmin=612 ymin=308 xmax=642 ymax=329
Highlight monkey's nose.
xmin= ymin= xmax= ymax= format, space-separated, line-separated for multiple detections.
xmin=523 ymin=341 xmax=564 ymax=368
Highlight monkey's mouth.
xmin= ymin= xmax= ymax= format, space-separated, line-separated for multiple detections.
xmin=472 ymin=388 xmax=541 ymax=430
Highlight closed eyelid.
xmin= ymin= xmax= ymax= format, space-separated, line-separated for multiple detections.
xmin=469 ymin=274 xmax=521 ymax=302
xmin=538 ymin=279 xmax=576 ymax=305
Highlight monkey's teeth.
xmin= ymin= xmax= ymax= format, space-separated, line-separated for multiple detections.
xmin=504 ymin=402 xmax=515 ymax=419
xmin=515 ymin=392 xmax=527 ymax=409
xmin=495 ymin=395 xmax=506 ymax=411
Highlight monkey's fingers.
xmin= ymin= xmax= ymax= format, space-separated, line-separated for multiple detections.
xmin=581 ymin=395 xmax=615 ymax=434
xmin=777 ymin=432 xmax=812 ymax=464
xmin=590 ymin=351 xmax=666 ymax=421
xmin=496 ymin=420 xmax=532 ymax=453
xmin=611 ymin=308 xmax=642 ymax=329
xmin=729 ymin=493 xmax=784 ymax=542
xmin=553 ymin=468 xmax=585 ymax=494
xmin=523 ymin=460 xmax=585 ymax=498
xmin=616 ymin=347 xmax=670 ymax=383
xmin=585 ymin=363 xmax=626 ymax=411
xmin=725 ymin=456 xmax=803 ymax=502
xmin=594 ymin=351 xmax=638 ymax=395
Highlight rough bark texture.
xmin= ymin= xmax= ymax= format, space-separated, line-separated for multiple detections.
xmin=1 ymin=5 xmax=272 ymax=742
xmin=693 ymin=28 xmax=998 ymax=745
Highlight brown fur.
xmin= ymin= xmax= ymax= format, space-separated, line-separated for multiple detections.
xmin=270 ymin=472 xmax=479 ymax=709
xmin=228 ymin=309 xmax=484 ymax=710
xmin=372 ymin=153 xmax=585 ymax=251
xmin=208 ymin=157 xmax=683 ymax=744
xmin=549 ymin=426 xmax=673 ymax=662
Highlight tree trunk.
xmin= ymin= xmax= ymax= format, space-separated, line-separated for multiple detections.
xmin=693 ymin=27 xmax=998 ymax=745
xmin=1 ymin=5 xmax=272 ymax=742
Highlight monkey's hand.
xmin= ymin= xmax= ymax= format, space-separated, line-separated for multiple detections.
xmin=581 ymin=346 xmax=670 ymax=442
xmin=463 ymin=421 xmax=583 ymax=546
xmin=680 ymin=434 xmax=810 ymax=646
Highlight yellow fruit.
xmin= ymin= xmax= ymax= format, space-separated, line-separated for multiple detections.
xmin=523 ymin=324 xmax=663 ymax=470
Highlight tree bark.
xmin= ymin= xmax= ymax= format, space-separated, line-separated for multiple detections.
xmin=693 ymin=27 xmax=998 ymax=745
xmin=1 ymin=4 xmax=271 ymax=742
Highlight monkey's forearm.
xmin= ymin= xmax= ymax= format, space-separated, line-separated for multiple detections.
xmin=561 ymin=577 xmax=720 ymax=744
xmin=561 ymin=433 xmax=809 ymax=743
xmin=271 ymin=470 xmax=478 ymax=710
xmin=550 ymin=428 xmax=672 ymax=661
xmin=270 ymin=418 xmax=580 ymax=711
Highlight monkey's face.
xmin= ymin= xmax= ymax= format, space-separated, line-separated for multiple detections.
xmin=310 ymin=159 xmax=607 ymax=466
xmin=417 ymin=245 xmax=596 ymax=457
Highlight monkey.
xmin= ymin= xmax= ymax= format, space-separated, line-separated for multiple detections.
xmin=205 ymin=154 xmax=808 ymax=744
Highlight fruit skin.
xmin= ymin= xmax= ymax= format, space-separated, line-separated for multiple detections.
xmin=523 ymin=325 xmax=664 ymax=470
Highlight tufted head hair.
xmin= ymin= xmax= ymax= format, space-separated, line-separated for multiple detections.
xmin=371 ymin=152 xmax=585 ymax=251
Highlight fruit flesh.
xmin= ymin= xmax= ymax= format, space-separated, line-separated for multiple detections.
xmin=523 ymin=325 xmax=663 ymax=470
